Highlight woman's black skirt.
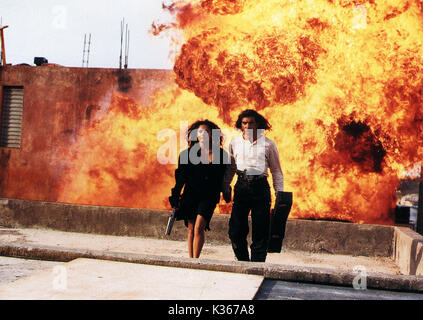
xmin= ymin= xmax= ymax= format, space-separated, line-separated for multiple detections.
xmin=176 ymin=195 xmax=218 ymax=231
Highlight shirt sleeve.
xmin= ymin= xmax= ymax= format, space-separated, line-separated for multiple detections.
xmin=268 ymin=141 xmax=284 ymax=192
xmin=222 ymin=140 xmax=237 ymax=189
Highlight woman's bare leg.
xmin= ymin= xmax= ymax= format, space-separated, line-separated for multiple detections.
xmin=193 ymin=215 xmax=207 ymax=258
xmin=187 ymin=220 xmax=195 ymax=258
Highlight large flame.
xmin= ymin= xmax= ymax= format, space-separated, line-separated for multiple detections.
xmin=58 ymin=0 xmax=423 ymax=225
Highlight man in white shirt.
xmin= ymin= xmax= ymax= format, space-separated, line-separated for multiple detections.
xmin=223 ymin=109 xmax=284 ymax=262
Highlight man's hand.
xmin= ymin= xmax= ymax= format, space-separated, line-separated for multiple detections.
xmin=222 ymin=186 xmax=232 ymax=203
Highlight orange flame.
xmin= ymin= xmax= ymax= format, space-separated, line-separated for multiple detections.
xmin=58 ymin=0 xmax=423 ymax=225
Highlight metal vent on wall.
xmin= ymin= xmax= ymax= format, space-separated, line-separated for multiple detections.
xmin=1 ymin=86 xmax=24 ymax=148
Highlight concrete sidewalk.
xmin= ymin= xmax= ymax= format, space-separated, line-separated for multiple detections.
xmin=0 ymin=257 xmax=264 ymax=300
xmin=1 ymin=198 xmax=423 ymax=296
xmin=0 ymin=227 xmax=422 ymax=294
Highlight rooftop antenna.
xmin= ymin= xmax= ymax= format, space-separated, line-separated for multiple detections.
xmin=119 ymin=18 xmax=124 ymax=69
xmin=120 ymin=18 xmax=130 ymax=69
xmin=0 ymin=21 xmax=9 ymax=67
xmin=124 ymin=23 xmax=130 ymax=69
xmin=82 ymin=33 xmax=91 ymax=68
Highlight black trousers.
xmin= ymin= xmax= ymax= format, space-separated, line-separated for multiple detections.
xmin=228 ymin=177 xmax=271 ymax=262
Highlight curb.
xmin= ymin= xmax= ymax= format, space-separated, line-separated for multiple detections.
xmin=1 ymin=242 xmax=423 ymax=294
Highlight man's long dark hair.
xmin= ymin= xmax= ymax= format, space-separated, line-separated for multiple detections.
xmin=235 ymin=109 xmax=272 ymax=130
xmin=187 ymin=119 xmax=223 ymax=148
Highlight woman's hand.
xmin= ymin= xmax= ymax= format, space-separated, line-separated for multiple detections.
xmin=168 ymin=194 xmax=181 ymax=209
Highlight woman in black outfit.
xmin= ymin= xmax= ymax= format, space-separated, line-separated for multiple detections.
xmin=169 ymin=120 xmax=230 ymax=258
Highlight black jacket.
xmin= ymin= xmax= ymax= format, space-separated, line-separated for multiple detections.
xmin=171 ymin=147 xmax=230 ymax=204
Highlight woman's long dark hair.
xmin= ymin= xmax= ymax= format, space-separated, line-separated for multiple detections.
xmin=235 ymin=109 xmax=272 ymax=130
xmin=187 ymin=119 xmax=223 ymax=148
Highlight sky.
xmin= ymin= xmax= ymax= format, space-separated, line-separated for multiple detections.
xmin=0 ymin=0 xmax=175 ymax=69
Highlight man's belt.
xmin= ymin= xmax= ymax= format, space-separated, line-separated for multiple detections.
xmin=236 ymin=170 xmax=267 ymax=182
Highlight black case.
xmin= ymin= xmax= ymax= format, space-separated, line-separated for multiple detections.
xmin=267 ymin=191 xmax=293 ymax=253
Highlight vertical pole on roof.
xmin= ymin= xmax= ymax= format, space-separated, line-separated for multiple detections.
xmin=0 ymin=26 xmax=9 ymax=67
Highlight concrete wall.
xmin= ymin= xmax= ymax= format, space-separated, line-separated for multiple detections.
xmin=283 ymin=219 xmax=394 ymax=257
xmin=0 ymin=198 xmax=394 ymax=258
xmin=0 ymin=65 xmax=173 ymax=203
xmin=393 ymin=226 xmax=423 ymax=276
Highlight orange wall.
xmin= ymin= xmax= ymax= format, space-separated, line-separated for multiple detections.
xmin=0 ymin=65 xmax=173 ymax=202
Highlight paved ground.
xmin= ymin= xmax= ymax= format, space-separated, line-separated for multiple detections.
xmin=1 ymin=256 xmax=423 ymax=300
xmin=255 ymin=280 xmax=423 ymax=300
xmin=0 ymin=258 xmax=264 ymax=300
xmin=1 ymin=227 xmax=423 ymax=300
xmin=0 ymin=256 xmax=63 ymax=285
xmin=0 ymin=227 xmax=402 ymax=275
